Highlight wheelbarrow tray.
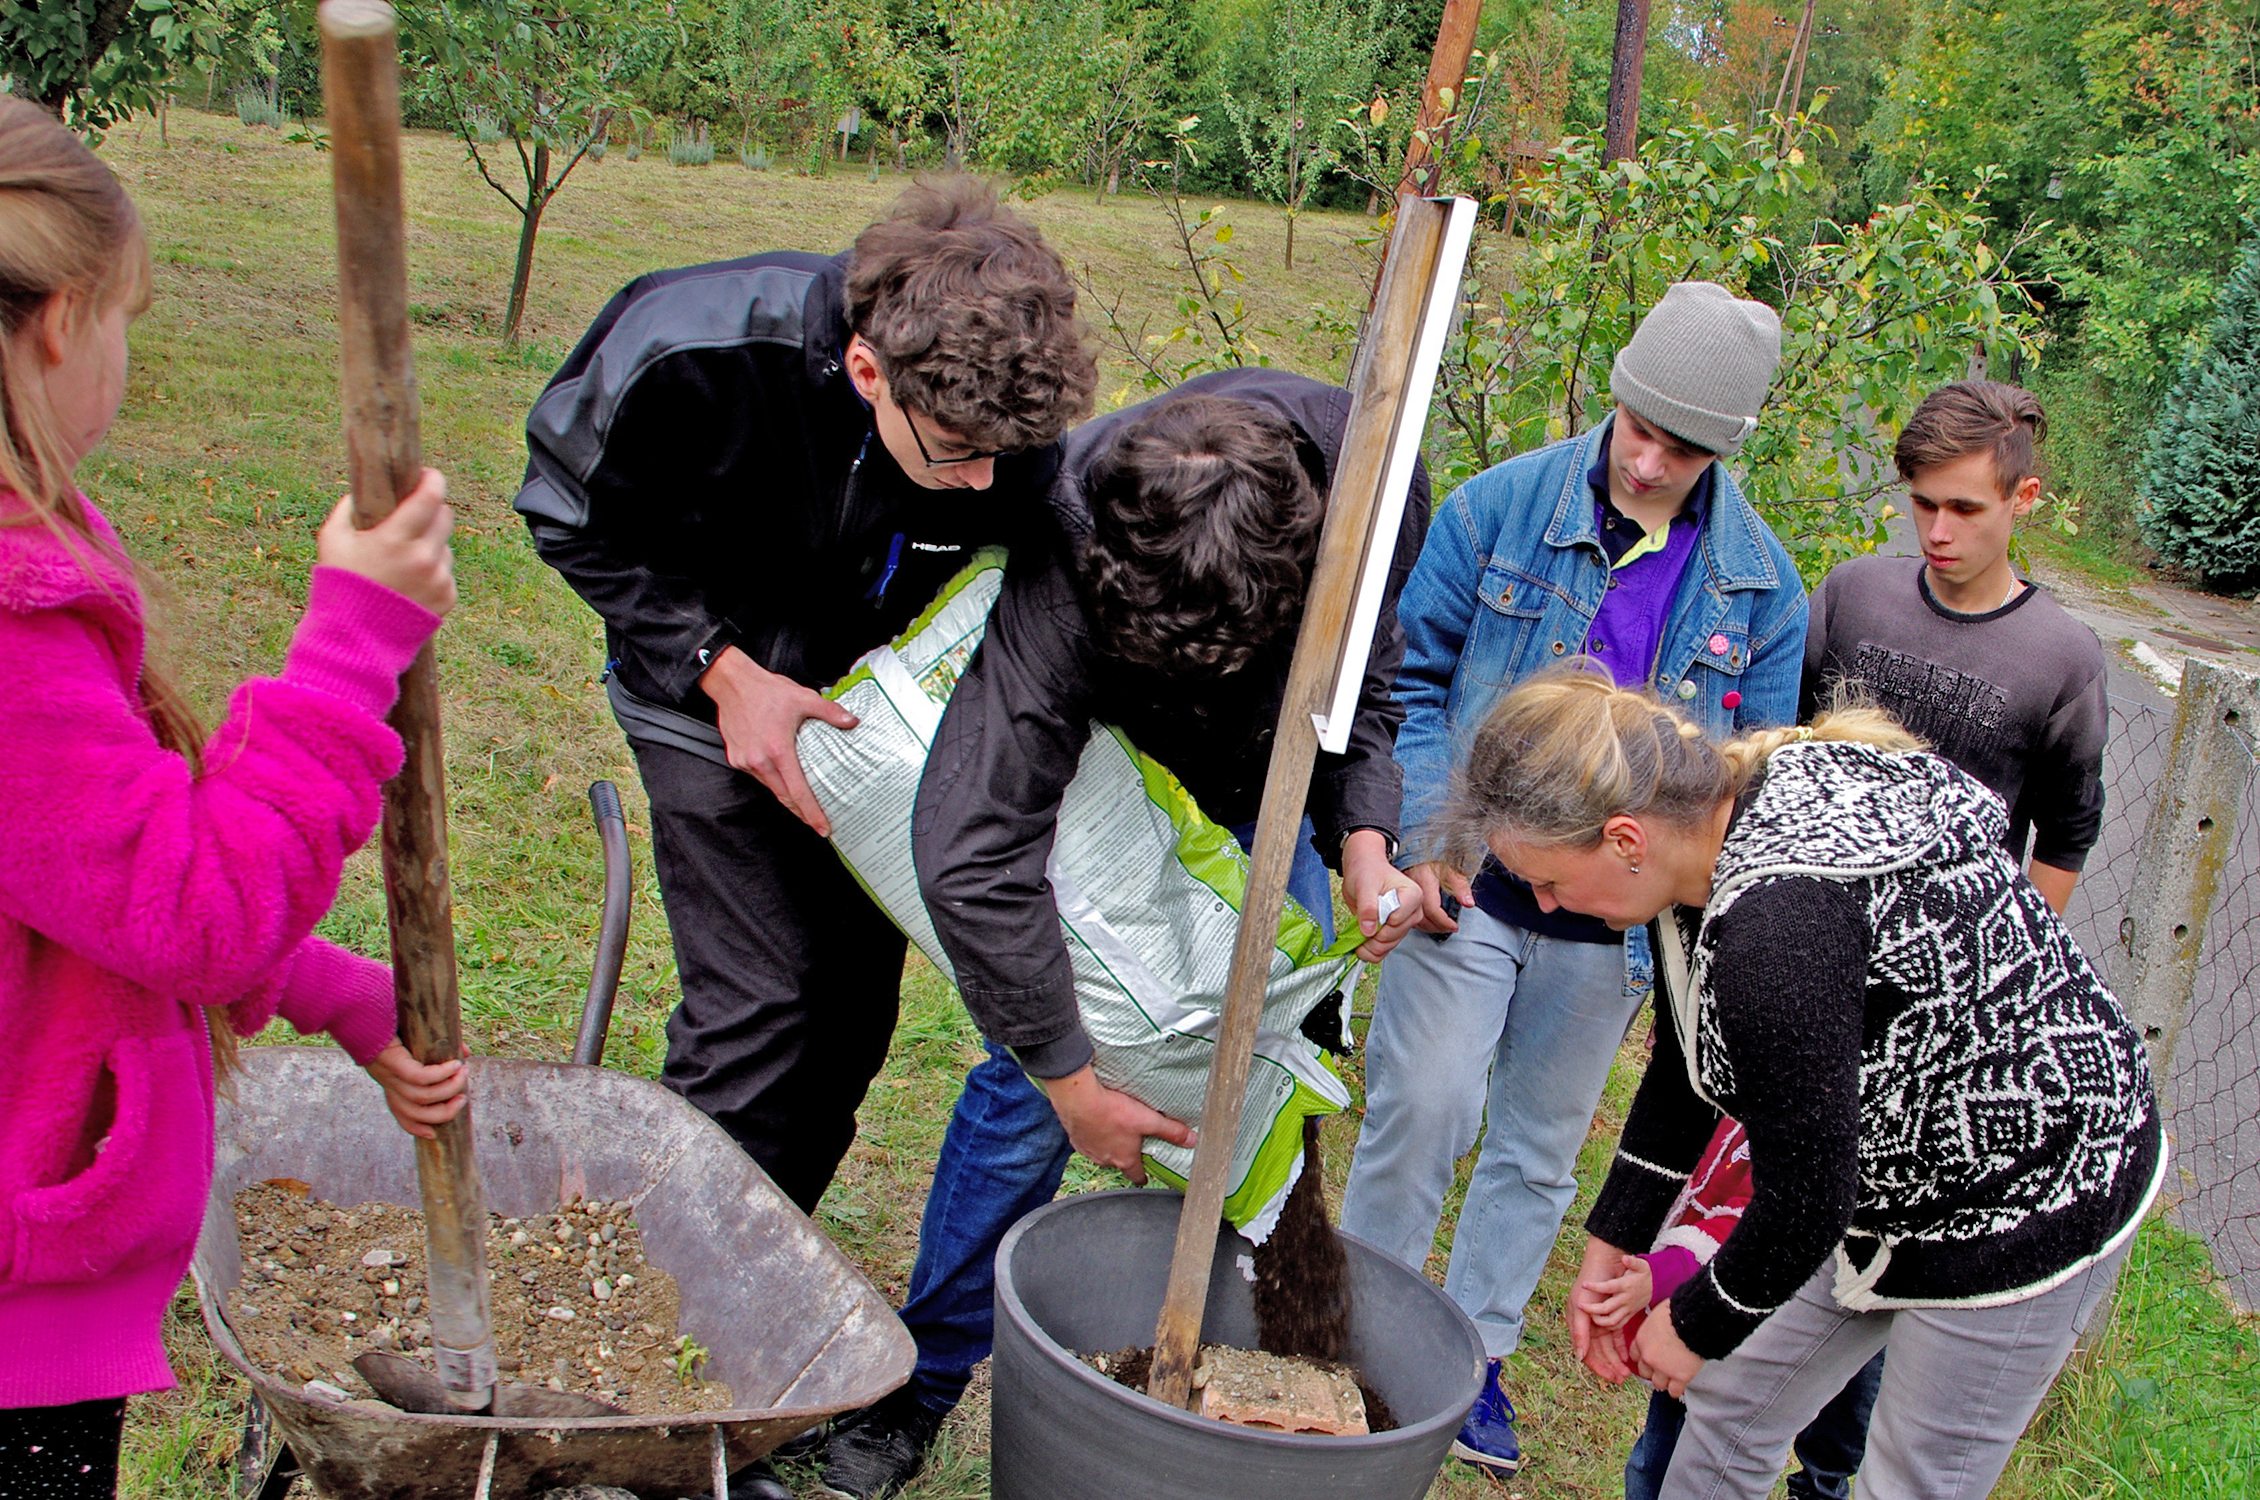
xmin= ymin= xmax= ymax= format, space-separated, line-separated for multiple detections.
xmin=192 ymin=1046 xmax=914 ymax=1500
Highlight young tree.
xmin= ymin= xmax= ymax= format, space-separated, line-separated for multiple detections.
xmin=1432 ymin=120 xmax=2043 ymax=579
xmin=1219 ymin=0 xmax=1388 ymax=266
xmin=402 ymin=0 xmax=675 ymax=340
xmin=1083 ymin=8 xmax=1170 ymax=197
xmin=930 ymin=0 xmax=1113 ymax=180
xmin=2140 ymin=235 xmax=2260 ymax=591
xmin=0 ymin=0 xmax=225 ymax=135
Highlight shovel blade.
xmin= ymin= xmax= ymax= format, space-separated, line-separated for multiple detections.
xmin=351 ymin=1350 xmax=621 ymax=1419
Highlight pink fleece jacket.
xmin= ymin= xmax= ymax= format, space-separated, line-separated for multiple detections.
xmin=0 ymin=493 xmax=438 ymax=1409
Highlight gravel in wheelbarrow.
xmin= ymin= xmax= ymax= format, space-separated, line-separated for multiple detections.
xmin=225 ymin=1181 xmax=735 ymax=1415
xmin=193 ymin=1047 xmax=914 ymax=1500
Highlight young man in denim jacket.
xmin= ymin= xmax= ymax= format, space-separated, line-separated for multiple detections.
xmin=1341 ymin=280 xmax=1809 ymax=1477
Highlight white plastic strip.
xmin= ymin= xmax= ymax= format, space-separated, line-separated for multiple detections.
xmin=1315 ymin=194 xmax=1480 ymax=754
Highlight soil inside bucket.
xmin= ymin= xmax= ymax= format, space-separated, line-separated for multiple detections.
xmin=1087 ymin=1119 xmax=1398 ymax=1435
xmin=1084 ymin=1343 xmax=1398 ymax=1433
xmin=224 ymin=1180 xmax=734 ymax=1414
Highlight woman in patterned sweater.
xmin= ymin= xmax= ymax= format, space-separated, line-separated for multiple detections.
xmin=1437 ymin=665 xmax=2161 ymax=1500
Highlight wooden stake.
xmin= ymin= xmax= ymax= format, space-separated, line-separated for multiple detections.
xmin=1146 ymin=198 xmax=1460 ymax=1411
xmin=319 ymin=0 xmax=496 ymax=1413
xmin=1393 ymin=0 xmax=1483 ymax=203
xmin=1367 ymin=0 xmax=1481 ymax=316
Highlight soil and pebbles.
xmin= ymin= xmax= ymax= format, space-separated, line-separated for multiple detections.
xmin=225 ymin=1180 xmax=733 ymax=1415
xmin=1085 ymin=1343 xmax=1397 ymax=1434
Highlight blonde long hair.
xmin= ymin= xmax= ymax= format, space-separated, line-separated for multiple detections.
xmin=1 ymin=99 xmax=234 ymax=1071
xmin=1438 ymin=663 xmax=1922 ymax=867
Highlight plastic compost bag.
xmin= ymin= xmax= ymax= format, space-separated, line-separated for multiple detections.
xmin=796 ymin=551 xmax=1358 ymax=1236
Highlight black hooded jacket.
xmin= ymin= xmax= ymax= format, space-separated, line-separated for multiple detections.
xmin=910 ymin=367 xmax=1430 ymax=1076
xmin=513 ymin=250 xmax=1061 ymax=739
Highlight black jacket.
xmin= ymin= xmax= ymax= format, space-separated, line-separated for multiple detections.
xmin=514 ymin=251 xmax=1061 ymax=734
xmin=910 ymin=368 xmax=1430 ymax=1076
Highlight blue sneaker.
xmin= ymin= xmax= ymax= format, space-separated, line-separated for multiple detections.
xmin=1450 ymin=1357 xmax=1522 ymax=1474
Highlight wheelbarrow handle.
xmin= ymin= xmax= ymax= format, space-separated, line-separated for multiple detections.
xmin=573 ymin=779 xmax=634 ymax=1068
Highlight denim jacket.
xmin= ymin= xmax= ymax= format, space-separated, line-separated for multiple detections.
xmin=1396 ymin=413 xmax=1809 ymax=870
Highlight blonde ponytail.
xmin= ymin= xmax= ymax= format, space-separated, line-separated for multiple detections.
xmin=0 ymin=100 xmax=231 ymax=1074
xmin=1438 ymin=663 xmax=1923 ymax=866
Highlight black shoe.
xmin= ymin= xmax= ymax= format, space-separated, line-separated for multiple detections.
xmin=773 ymin=1420 xmax=828 ymax=1460
xmin=819 ymin=1389 xmax=946 ymax=1500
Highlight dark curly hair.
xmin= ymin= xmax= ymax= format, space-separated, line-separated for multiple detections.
xmin=843 ymin=176 xmax=1095 ymax=453
xmin=1081 ymin=395 xmax=1324 ymax=676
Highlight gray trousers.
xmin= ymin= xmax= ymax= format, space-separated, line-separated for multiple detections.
xmin=1662 ymin=1245 xmax=2129 ymax=1500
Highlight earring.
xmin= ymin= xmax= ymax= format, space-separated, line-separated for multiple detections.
xmin=1629 ymin=862 xmax=1641 ymax=874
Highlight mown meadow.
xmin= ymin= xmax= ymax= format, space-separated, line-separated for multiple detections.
xmin=95 ymin=107 xmax=2255 ymax=1499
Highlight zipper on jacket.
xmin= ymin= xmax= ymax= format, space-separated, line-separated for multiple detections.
xmin=867 ymin=530 xmax=905 ymax=607
xmin=835 ymin=428 xmax=872 ymax=551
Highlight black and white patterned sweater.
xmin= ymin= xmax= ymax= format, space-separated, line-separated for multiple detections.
xmin=1587 ymin=739 xmax=2163 ymax=1360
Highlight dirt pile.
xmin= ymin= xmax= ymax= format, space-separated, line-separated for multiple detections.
xmin=224 ymin=1180 xmax=733 ymax=1415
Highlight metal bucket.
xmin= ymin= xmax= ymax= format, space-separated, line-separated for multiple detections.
xmin=193 ymin=1046 xmax=914 ymax=1499
xmin=991 ymin=1188 xmax=1485 ymax=1500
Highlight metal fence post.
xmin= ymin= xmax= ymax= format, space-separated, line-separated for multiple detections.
xmin=2118 ymin=659 xmax=2260 ymax=1079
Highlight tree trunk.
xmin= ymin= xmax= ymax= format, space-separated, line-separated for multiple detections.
xmin=502 ymin=153 xmax=552 ymax=342
xmin=1603 ymin=0 xmax=1650 ymax=163
xmin=1283 ymin=129 xmax=1299 ymax=269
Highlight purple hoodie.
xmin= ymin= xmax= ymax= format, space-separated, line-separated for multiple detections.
xmin=0 ymin=493 xmax=434 ymax=1408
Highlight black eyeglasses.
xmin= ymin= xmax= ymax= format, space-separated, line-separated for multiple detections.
xmin=903 ymin=407 xmax=1010 ymax=468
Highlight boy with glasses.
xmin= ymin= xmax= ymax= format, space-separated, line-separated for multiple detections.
xmin=513 ymin=178 xmax=1093 ymax=1497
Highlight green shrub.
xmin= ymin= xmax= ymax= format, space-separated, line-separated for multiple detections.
xmin=2027 ymin=361 xmax=2150 ymax=560
xmin=624 ymin=139 xmax=642 ymax=162
xmin=468 ymin=108 xmax=505 ymax=146
xmin=233 ymin=86 xmax=282 ymax=129
xmin=743 ymin=144 xmax=772 ymax=172
xmin=585 ymin=138 xmax=607 ymax=162
xmin=668 ymin=121 xmax=713 ymax=167
xmin=2139 ymin=235 xmax=2260 ymax=590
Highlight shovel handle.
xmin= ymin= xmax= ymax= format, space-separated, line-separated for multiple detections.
xmin=319 ymin=0 xmax=495 ymax=1411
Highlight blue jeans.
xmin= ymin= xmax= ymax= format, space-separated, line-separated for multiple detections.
xmin=1625 ymin=1388 xmax=1686 ymax=1500
xmin=1626 ymin=1355 xmax=1878 ymax=1500
xmin=1340 ymin=903 xmax=1637 ymax=1358
xmin=900 ymin=817 xmax=1334 ymax=1411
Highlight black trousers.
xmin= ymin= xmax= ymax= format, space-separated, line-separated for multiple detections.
xmin=629 ymin=736 xmax=908 ymax=1213
xmin=0 ymin=1398 xmax=126 ymax=1499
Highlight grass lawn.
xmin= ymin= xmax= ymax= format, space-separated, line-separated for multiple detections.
xmin=84 ymin=107 xmax=2256 ymax=1497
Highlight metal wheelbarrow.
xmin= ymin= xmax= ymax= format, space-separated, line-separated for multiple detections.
xmin=191 ymin=783 xmax=914 ymax=1499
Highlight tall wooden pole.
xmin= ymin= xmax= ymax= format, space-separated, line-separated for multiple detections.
xmin=319 ymin=0 xmax=496 ymax=1414
xmin=1603 ymin=0 xmax=1651 ymax=163
xmin=1770 ymin=0 xmax=1818 ymax=142
xmin=1393 ymin=0 xmax=1485 ymax=203
xmin=1367 ymin=0 xmax=1482 ymax=316
xmin=1146 ymin=198 xmax=1465 ymax=1412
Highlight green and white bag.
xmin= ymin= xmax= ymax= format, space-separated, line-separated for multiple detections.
xmin=797 ymin=552 xmax=1358 ymax=1236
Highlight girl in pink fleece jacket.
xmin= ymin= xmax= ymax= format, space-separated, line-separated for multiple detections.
xmin=0 ymin=99 xmax=469 ymax=1495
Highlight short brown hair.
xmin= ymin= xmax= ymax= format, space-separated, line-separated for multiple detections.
xmin=1894 ymin=380 xmax=2047 ymax=496
xmin=1080 ymin=395 xmax=1324 ymax=676
xmin=843 ymin=176 xmax=1095 ymax=453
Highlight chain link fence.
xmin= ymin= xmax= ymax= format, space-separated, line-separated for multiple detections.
xmin=2062 ymin=659 xmax=2260 ymax=1312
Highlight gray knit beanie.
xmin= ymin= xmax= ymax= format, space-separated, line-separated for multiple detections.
xmin=1608 ymin=281 xmax=1782 ymax=456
